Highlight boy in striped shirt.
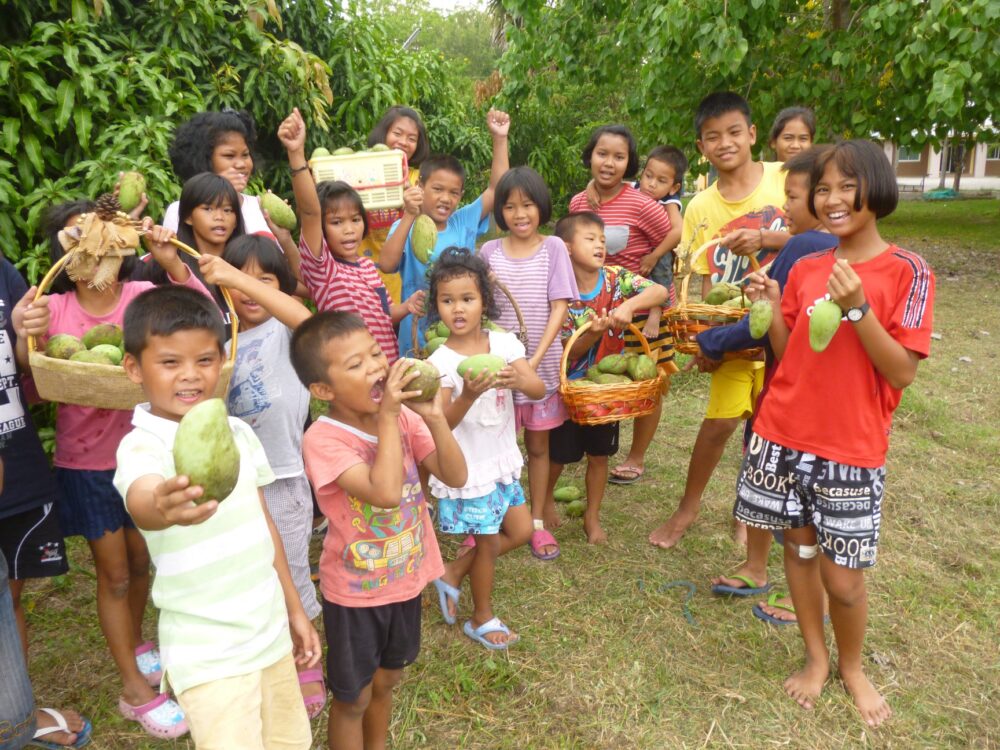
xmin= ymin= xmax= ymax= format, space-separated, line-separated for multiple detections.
xmin=114 ymin=286 xmax=321 ymax=750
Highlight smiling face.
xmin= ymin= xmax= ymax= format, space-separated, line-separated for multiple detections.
xmin=124 ymin=329 xmax=224 ymax=422
xmin=421 ymin=169 xmax=464 ymax=227
xmin=812 ymin=161 xmax=875 ymax=238
xmin=323 ymin=198 xmax=366 ymax=260
xmin=782 ymin=171 xmax=817 ymax=236
xmin=385 ymin=116 xmax=420 ymax=160
xmin=590 ymin=134 xmax=631 ymax=190
xmin=637 ymin=157 xmax=679 ymax=201
xmin=310 ymin=329 xmax=389 ymax=417
xmin=771 ymin=117 xmax=813 ymax=162
xmin=211 ymin=132 xmax=253 ymax=194
xmin=436 ymin=273 xmax=484 ymax=338
xmin=697 ymin=110 xmax=756 ymax=174
xmin=501 ymin=188 xmax=541 ymax=240
xmin=565 ymin=220 xmax=607 ymax=272
xmin=186 ymin=197 xmax=238 ymax=255
xmin=230 ymin=258 xmax=278 ymax=330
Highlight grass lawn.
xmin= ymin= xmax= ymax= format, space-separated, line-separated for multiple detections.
xmin=19 ymin=199 xmax=999 ymax=748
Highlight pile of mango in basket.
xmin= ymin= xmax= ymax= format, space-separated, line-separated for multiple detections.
xmin=575 ymin=352 xmax=659 ymax=419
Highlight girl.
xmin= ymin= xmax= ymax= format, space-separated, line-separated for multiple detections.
xmin=768 ymin=107 xmax=816 ymax=163
xmin=360 ymin=106 xmax=431 ymax=303
xmin=42 ymin=202 xmax=210 ymax=739
xmin=569 ymin=125 xmax=676 ymax=487
xmin=197 ymin=237 xmax=325 ymax=718
xmin=741 ymin=140 xmax=934 ymax=726
xmin=278 ymin=107 xmax=423 ymax=362
xmin=479 ymin=167 xmax=578 ymax=561
xmin=425 ymin=248 xmax=543 ymax=649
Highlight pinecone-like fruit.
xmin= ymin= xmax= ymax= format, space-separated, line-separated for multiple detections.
xmin=95 ymin=193 xmax=121 ymax=221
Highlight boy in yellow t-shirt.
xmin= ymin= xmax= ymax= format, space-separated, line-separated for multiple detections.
xmin=649 ymin=92 xmax=789 ymax=553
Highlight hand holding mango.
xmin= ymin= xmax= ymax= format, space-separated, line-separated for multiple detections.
xmin=153 ymin=474 xmax=218 ymax=527
xmin=401 ymin=185 xmax=424 ymax=218
xmin=826 ymin=258 xmax=866 ymax=311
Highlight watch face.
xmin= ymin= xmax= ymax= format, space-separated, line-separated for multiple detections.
xmin=847 ymin=308 xmax=863 ymax=322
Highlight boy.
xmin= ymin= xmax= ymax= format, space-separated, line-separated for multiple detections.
xmin=115 ymin=285 xmax=320 ymax=750
xmin=289 ymin=312 xmax=467 ymax=750
xmin=546 ymin=212 xmax=668 ymax=544
xmin=649 ymin=92 xmax=790 ymax=549
xmin=380 ymin=109 xmax=511 ymax=357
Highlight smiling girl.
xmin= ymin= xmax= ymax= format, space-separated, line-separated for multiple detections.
xmin=769 ymin=107 xmax=816 ymax=163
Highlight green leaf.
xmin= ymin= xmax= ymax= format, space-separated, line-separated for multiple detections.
xmin=55 ymin=80 xmax=76 ymax=130
xmin=1 ymin=120 xmax=20 ymax=156
xmin=23 ymin=132 xmax=43 ymax=173
xmin=73 ymin=107 xmax=92 ymax=148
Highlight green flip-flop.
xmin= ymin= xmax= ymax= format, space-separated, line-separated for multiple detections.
xmin=710 ymin=574 xmax=772 ymax=597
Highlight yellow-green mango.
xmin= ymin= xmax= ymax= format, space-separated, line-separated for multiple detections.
xmin=748 ymin=300 xmax=773 ymax=338
xmin=173 ymin=398 xmax=241 ymax=504
xmin=332 ymin=147 xmax=354 ymax=155
xmin=553 ymin=486 xmax=582 ymax=503
xmin=423 ymin=336 xmax=447 ymax=356
xmin=70 ymin=349 xmax=115 ymax=365
xmin=457 ymin=353 xmax=505 ymax=380
xmin=704 ymin=285 xmax=731 ymax=305
xmin=565 ymin=499 xmax=586 ymax=517
xmin=90 ymin=344 xmax=123 ymax=365
xmin=83 ymin=323 xmax=123 ymax=349
xmin=411 ymin=214 xmax=438 ymax=265
xmin=260 ymin=191 xmax=297 ymax=231
xmin=118 ymin=171 xmax=146 ymax=213
xmin=45 ymin=334 xmax=85 ymax=360
xmin=627 ymin=354 xmax=657 ymax=381
xmin=809 ymin=299 xmax=843 ymax=353
xmin=311 ymin=147 xmax=331 ymax=159
xmin=370 ymin=143 xmax=391 ymax=152
xmin=596 ymin=353 xmax=628 ymax=374
xmin=403 ymin=358 xmax=441 ymax=402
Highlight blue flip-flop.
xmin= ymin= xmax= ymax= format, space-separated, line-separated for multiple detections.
xmin=710 ymin=574 xmax=772 ymax=597
xmin=28 ymin=709 xmax=92 ymax=749
xmin=463 ymin=617 xmax=520 ymax=651
xmin=432 ymin=578 xmax=460 ymax=625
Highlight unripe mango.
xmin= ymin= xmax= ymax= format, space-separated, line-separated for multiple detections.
xmin=403 ymin=358 xmax=441 ymax=402
xmin=585 ymin=364 xmax=602 ymax=381
xmin=370 ymin=143 xmax=391 ymax=152
xmin=333 ymin=147 xmax=354 ymax=156
xmin=457 ymin=353 xmax=505 ymax=380
xmin=70 ymin=349 xmax=115 ymax=365
xmin=748 ymin=300 xmax=773 ymax=338
xmin=596 ymin=353 xmax=628 ymax=374
xmin=45 ymin=334 xmax=85 ymax=360
xmin=423 ymin=336 xmax=447 ymax=356
xmin=311 ymin=147 xmax=331 ymax=159
xmin=83 ymin=323 xmax=123 ymax=350
xmin=553 ymin=486 xmax=581 ymax=502
xmin=809 ymin=299 xmax=843 ymax=353
xmin=411 ymin=215 xmax=438 ymax=265
xmin=627 ymin=354 xmax=657 ymax=381
xmin=565 ymin=499 xmax=586 ymax=518
xmin=594 ymin=373 xmax=631 ymax=385
xmin=260 ymin=191 xmax=297 ymax=231
xmin=118 ymin=171 xmax=145 ymax=213
xmin=705 ymin=285 xmax=731 ymax=305
xmin=432 ymin=320 xmax=451 ymax=339
xmin=90 ymin=344 xmax=123 ymax=365
xmin=173 ymin=398 xmax=241 ymax=504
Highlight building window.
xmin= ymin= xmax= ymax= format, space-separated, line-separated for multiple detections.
xmin=987 ymin=144 xmax=1000 ymax=160
xmin=897 ymin=145 xmax=921 ymax=162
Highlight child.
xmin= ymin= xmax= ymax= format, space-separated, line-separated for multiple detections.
xmin=279 ymin=107 xmax=423 ymax=363
xmin=380 ymin=109 xmax=511 ymax=357
xmin=548 ymin=212 xmax=668 ymax=544
xmin=425 ymin=248 xmax=543 ymax=648
xmin=480 ymin=167 xmax=578 ymax=560
xmin=699 ymin=147 xmax=836 ymax=619
xmin=197 ymin=237 xmax=326 ymax=717
xmin=43 ymin=203 xmax=209 ymax=738
xmin=115 ymin=285 xmax=320 ymax=748
xmin=739 ymin=139 xmax=934 ymax=727
xmin=360 ymin=106 xmax=431 ymax=303
xmin=768 ymin=107 xmax=816 ymax=163
xmin=569 ymin=125 xmax=677 ymax=487
xmin=649 ymin=91 xmax=790 ymax=548
xmin=289 ymin=312 xmax=467 ymax=749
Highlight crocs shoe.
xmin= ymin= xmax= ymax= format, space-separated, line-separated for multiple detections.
xmin=118 ymin=694 xmax=188 ymax=739
xmin=135 ymin=641 xmax=163 ymax=688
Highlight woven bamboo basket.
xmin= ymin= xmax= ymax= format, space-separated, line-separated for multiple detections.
xmin=27 ymin=239 xmax=239 ymax=411
xmin=411 ymin=277 xmax=528 ymax=358
xmin=559 ymin=321 xmax=663 ymax=426
xmin=664 ymin=239 xmax=762 ymax=360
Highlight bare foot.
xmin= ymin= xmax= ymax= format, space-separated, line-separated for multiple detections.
xmin=710 ymin=567 xmax=768 ymax=592
xmin=840 ymin=667 xmax=892 ymax=727
xmin=732 ymin=519 xmax=748 ymax=547
xmin=648 ymin=509 xmax=697 ymax=549
xmin=757 ymin=594 xmax=798 ymax=623
xmin=583 ymin=515 xmax=607 ymax=544
xmin=35 ymin=708 xmax=86 ymax=747
xmin=542 ymin=507 xmax=563 ymax=529
xmin=783 ymin=657 xmax=830 ymax=710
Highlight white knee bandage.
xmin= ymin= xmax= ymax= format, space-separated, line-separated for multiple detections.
xmin=796 ymin=544 xmax=819 ymax=559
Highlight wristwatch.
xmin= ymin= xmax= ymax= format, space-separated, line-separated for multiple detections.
xmin=846 ymin=301 xmax=870 ymax=322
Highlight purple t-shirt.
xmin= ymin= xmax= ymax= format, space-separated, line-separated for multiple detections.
xmin=479 ymin=236 xmax=578 ymax=403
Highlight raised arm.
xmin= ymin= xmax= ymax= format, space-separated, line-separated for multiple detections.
xmin=278 ymin=108 xmax=324 ymax=259
xmin=379 ymin=185 xmax=423 ymax=273
xmin=478 ymin=109 xmax=511 ymax=220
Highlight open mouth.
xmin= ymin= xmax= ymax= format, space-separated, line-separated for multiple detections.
xmin=175 ymin=389 xmax=202 ymax=403
xmin=370 ymin=377 xmax=386 ymax=403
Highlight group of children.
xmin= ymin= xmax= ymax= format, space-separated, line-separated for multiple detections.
xmin=0 ymin=89 xmax=934 ymax=748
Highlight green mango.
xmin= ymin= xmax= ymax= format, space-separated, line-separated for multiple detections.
xmin=403 ymin=359 xmax=441 ymax=402
xmin=369 ymin=143 xmax=391 ymax=152
xmin=423 ymin=336 xmax=447 ymax=356
xmin=433 ymin=320 xmax=452 ymax=339
xmin=722 ymin=296 xmax=745 ymax=309
xmin=90 ymin=344 xmax=123 ymax=365
xmin=596 ymin=353 xmax=628 ymax=374
xmin=310 ymin=147 xmax=331 ymax=159
xmin=627 ymin=354 xmax=657 ymax=381
xmin=594 ymin=373 xmax=631 ymax=385
xmin=553 ymin=486 xmax=582 ymax=502
xmin=332 ymin=147 xmax=354 ymax=156
xmin=483 ymin=320 xmax=507 ymax=333
xmin=565 ymin=499 xmax=586 ymax=518
xmin=457 ymin=353 xmax=505 ymax=380
xmin=585 ymin=364 xmax=602 ymax=381
xmin=748 ymin=300 xmax=773 ymax=338
xmin=118 ymin=171 xmax=146 ymax=213
xmin=704 ymin=284 xmax=731 ymax=305
xmin=259 ymin=191 xmax=297 ymax=231
xmin=411 ymin=215 xmax=438 ymax=265
xmin=83 ymin=323 xmax=123 ymax=349
xmin=70 ymin=349 xmax=115 ymax=365
xmin=45 ymin=334 xmax=85 ymax=360
xmin=809 ymin=299 xmax=843 ymax=353
xmin=173 ymin=398 xmax=241 ymax=504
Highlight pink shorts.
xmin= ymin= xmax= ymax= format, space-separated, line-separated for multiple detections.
xmin=515 ymin=391 xmax=567 ymax=432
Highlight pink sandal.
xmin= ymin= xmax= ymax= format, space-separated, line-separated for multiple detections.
xmin=530 ymin=528 xmax=560 ymax=561
xmin=118 ymin=693 xmax=188 ymax=739
xmin=134 ymin=641 xmax=163 ymax=688
xmin=298 ymin=667 xmax=327 ymax=719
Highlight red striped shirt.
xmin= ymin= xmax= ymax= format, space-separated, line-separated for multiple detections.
xmin=569 ymin=185 xmax=671 ymax=273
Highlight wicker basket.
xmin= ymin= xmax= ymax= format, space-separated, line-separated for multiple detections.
xmin=664 ymin=239 xmax=762 ymax=360
xmin=27 ymin=239 xmax=239 ymax=411
xmin=559 ymin=321 xmax=663 ymax=426
xmin=309 ymin=150 xmax=409 ymax=211
xmin=410 ymin=277 xmax=528 ymax=358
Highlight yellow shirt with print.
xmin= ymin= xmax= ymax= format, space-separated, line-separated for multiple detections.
xmin=359 ymin=167 xmax=421 ymax=304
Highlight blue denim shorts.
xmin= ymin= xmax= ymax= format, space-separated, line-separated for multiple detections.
xmin=55 ymin=468 xmax=136 ymax=541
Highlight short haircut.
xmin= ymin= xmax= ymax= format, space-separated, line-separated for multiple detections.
xmin=809 ymin=140 xmax=898 ymax=219
xmin=427 ymin=247 xmax=500 ymax=323
xmin=645 ymin=146 xmax=688 ymax=186
xmin=169 ymin=110 xmax=258 ymax=182
xmin=695 ymin=92 xmax=752 ymax=137
xmin=290 ymin=311 xmax=369 ymax=388
xmin=419 ymin=154 xmax=466 ymax=187
xmin=176 ymin=172 xmax=246 ymax=250
xmin=367 ymin=106 xmax=430 ymax=167
xmin=554 ymin=211 xmax=604 ymax=244
xmin=582 ymin=125 xmax=639 ymax=179
xmin=782 ymin=144 xmax=830 ymax=177
xmin=123 ymin=285 xmax=226 ymax=358
xmin=493 ymin=167 xmax=552 ymax=230
xmin=768 ymin=107 xmax=817 ymax=145
xmin=316 ymin=181 xmax=369 ymax=239
xmin=223 ymin=235 xmax=297 ymax=295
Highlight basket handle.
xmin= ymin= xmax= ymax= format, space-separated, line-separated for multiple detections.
xmin=559 ymin=319 xmax=654 ymax=388
xmin=678 ymin=239 xmax=762 ymax=307
xmin=27 ymin=238 xmax=239 ymax=366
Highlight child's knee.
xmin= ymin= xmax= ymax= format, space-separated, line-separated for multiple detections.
xmin=332 ymin=685 xmax=373 ymax=718
xmin=587 ymin=454 xmax=609 ymax=469
xmin=823 ymin=567 xmax=866 ymax=608
xmin=98 ymin=562 xmax=132 ymax=598
xmin=783 ymin=539 xmax=820 ymax=567
xmin=703 ymin=417 xmax=740 ymax=439
xmin=371 ymin=668 xmax=403 ymax=696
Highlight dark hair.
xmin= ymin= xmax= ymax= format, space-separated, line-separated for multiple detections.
xmin=290 ymin=311 xmax=369 ymax=388
xmin=419 ymin=154 xmax=466 ymax=187
xmin=168 ymin=110 xmax=258 ymax=182
xmin=123 ymin=285 xmax=226 ymax=359
xmin=176 ymin=173 xmax=246 ymax=250
xmin=768 ymin=107 xmax=817 ymax=146
xmin=782 ymin=144 xmax=830 ymax=177
xmin=44 ymin=199 xmax=139 ymax=296
xmin=426 ymin=247 xmax=499 ymax=324
xmin=316 ymin=181 xmax=369 ymax=239
xmin=644 ymin=146 xmax=688 ymax=187
xmin=223 ymin=235 xmax=296 ymax=295
xmin=809 ymin=140 xmax=898 ymax=220
xmin=695 ymin=92 xmax=752 ymax=137
xmin=493 ymin=166 xmax=552 ymax=230
xmin=582 ymin=125 xmax=639 ymax=179
xmin=554 ymin=211 xmax=604 ymax=244
xmin=367 ymin=106 xmax=430 ymax=167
